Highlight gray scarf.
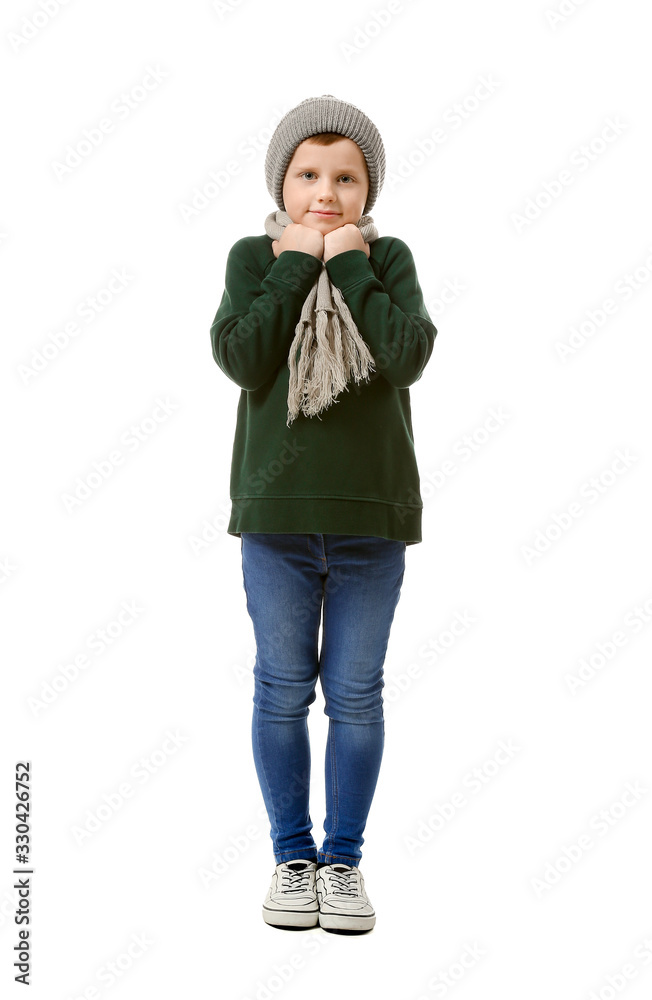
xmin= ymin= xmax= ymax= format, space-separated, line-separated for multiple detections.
xmin=264 ymin=210 xmax=378 ymax=427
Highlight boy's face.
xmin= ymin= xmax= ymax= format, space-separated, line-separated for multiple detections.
xmin=282 ymin=137 xmax=370 ymax=232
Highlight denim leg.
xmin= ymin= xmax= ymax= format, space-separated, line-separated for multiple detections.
xmin=316 ymin=535 xmax=406 ymax=867
xmin=241 ymin=532 xmax=406 ymax=868
xmin=242 ymin=533 xmax=324 ymax=864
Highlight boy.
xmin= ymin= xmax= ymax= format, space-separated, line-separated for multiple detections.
xmin=210 ymin=95 xmax=437 ymax=932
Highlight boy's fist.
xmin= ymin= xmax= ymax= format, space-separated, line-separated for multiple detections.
xmin=323 ymin=224 xmax=370 ymax=263
xmin=272 ymin=223 xmax=324 ymax=260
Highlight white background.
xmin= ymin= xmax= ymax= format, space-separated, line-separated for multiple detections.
xmin=2 ymin=0 xmax=652 ymax=997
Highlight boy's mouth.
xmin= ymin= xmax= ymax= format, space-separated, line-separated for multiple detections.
xmin=311 ymin=211 xmax=339 ymax=217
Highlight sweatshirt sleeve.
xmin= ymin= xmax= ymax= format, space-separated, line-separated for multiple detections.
xmin=210 ymin=239 xmax=324 ymax=391
xmin=324 ymin=237 xmax=437 ymax=388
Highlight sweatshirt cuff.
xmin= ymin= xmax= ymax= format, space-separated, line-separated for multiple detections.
xmin=324 ymin=249 xmax=375 ymax=291
xmin=268 ymin=249 xmax=324 ymax=294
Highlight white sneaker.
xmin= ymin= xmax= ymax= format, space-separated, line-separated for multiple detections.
xmin=262 ymin=860 xmax=319 ymax=928
xmin=316 ymin=864 xmax=376 ymax=931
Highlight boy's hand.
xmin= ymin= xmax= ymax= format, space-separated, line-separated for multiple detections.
xmin=272 ymin=223 xmax=324 ymax=260
xmin=323 ymin=224 xmax=370 ymax=263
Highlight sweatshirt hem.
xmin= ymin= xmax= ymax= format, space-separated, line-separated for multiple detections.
xmin=228 ymin=497 xmax=422 ymax=545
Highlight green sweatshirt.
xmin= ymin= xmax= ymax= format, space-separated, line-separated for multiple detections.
xmin=210 ymin=234 xmax=437 ymax=545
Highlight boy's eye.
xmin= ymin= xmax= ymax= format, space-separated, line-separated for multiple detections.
xmin=301 ymin=172 xmax=353 ymax=183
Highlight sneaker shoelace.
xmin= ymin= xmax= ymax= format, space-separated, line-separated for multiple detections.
xmin=281 ymin=865 xmax=312 ymax=893
xmin=326 ymin=867 xmax=360 ymax=897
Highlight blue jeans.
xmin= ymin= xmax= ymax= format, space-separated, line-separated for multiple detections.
xmin=241 ymin=533 xmax=406 ymax=868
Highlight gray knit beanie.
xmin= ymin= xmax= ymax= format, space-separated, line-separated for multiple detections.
xmin=265 ymin=94 xmax=385 ymax=216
